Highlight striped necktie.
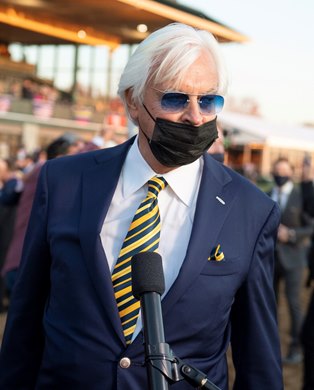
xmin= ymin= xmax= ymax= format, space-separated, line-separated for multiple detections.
xmin=112 ymin=176 xmax=167 ymax=344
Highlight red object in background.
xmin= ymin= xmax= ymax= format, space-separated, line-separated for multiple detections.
xmin=107 ymin=113 xmax=126 ymax=127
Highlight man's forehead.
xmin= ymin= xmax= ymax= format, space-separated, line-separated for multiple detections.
xmin=275 ymin=161 xmax=292 ymax=171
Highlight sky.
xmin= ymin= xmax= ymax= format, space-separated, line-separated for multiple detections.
xmin=178 ymin=0 xmax=314 ymax=126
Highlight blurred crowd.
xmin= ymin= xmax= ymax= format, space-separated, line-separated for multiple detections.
xmin=0 ymin=131 xmax=313 ymax=388
xmin=0 ymin=128 xmax=128 ymax=311
xmin=0 ymin=76 xmax=69 ymax=105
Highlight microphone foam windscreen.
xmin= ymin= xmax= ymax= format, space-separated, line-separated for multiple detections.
xmin=132 ymin=252 xmax=165 ymax=299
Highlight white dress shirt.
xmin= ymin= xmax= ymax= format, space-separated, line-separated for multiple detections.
xmin=100 ymin=136 xmax=203 ymax=339
xmin=271 ymin=180 xmax=293 ymax=211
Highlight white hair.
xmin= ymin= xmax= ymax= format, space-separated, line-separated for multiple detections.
xmin=118 ymin=23 xmax=228 ymax=111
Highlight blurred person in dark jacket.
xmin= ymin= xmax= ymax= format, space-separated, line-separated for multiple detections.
xmin=0 ymin=158 xmax=23 ymax=312
xmin=270 ymin=157 xmax=313 ymax=365
xmin=300 ymin=155 xmax=314 ymax=390
xmin=1 ymin=134 xmax=82 ymax=297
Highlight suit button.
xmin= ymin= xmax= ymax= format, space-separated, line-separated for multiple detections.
xmin=119 ymin=357 xmax=131 ymax=368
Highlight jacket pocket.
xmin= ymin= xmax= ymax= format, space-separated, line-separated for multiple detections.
xmin=201 ymin=257 xmax=239 ymax=276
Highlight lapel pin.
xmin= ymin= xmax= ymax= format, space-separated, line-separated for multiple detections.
xmin=216 ymin=196 xmax=225 ymax=205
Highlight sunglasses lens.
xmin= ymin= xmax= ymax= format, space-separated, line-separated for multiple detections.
xmin=199 ymin=95 xmax=224 ymax=114
xmin=161 ymin=93 xmax=188 ymax=112
xmin=160 ymin=91 xmax=224 ymax=114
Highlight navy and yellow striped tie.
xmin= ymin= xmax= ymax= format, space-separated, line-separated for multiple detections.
xmin=112 ymin=176 xmax=167 ymax=344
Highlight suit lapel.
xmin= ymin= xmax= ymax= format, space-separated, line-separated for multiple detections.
xmin=162 ymin=156 xmax=236 ymax=316
xmin=281 ymin=185 xmax=299 ymax=223
xmin=79 ymin=139 xmax=134 ymax=343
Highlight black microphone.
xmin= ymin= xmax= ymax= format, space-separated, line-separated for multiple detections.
xmin=132 ymin=252 xmax=170 ymax=390
xmin=132 ymin=251 xmax=165 ymax=299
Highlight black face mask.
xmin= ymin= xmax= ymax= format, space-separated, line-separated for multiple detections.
xmin=141 ymin=104 xmax=218 ymax=167
xmin=273 ymin=174 xmax=290 ymax=187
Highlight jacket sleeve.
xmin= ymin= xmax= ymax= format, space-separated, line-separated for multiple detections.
xmin=231 ymin=202 xmax=283 ymax=390
xmin=301 ymin=181 xmax=314 ymax=283
xmin=0 ymin=162 xmax=51 ymax=389
xmin=301 ymin=180 xmax=314 ymax=217
xmin=0 ymin=178 xmax=22 ymax=206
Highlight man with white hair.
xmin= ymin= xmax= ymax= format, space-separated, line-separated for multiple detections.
xmin=0 ymin=23 xmax=283 ymax=389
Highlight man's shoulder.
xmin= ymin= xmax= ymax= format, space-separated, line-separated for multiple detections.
xmin=46 ymin=137 xmax=134 ymax=173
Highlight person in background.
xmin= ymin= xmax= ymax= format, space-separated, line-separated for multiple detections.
xmin=0 ymin=158 xmax=8 ymax=188
xmin=0 ymin=158 xmax=22 ymax=312
xmin=242 ymin=162 xmax=259 ymax=184
xmin=300 ymin=155 xmax=314 ymax=389
xmin=207 ymin=124 xmax=225 ymax=163
xmin=270 ymin=157 xmax=313 ymax=365
xmin=15 ymin=148 xmax=35 ymax=175
xmin=92 ymin=126 xmax=118 ymax=149
xmin=21 ymin=78 xmax=35 ymax=100
xmin=0 ymin=158 xmax=23 ymax=206
xmin=301 ymin=289 xmax=314 ymax=390
xmin=1 ymin=133 xmax=82 ymax=297
xmin=59 ymin=132 xmax=85 ymax=154
xmin=0 ymin=23 xmax=283 ymax=389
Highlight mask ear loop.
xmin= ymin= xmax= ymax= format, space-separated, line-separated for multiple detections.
xmin=138 ymin=103 xmax=157 ymax=144
xmin=142 ymin=103 xmax=156 ymax=122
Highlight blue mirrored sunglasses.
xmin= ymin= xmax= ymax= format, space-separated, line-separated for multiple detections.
xmin=154 ymin=89 xmax=224 ymax=115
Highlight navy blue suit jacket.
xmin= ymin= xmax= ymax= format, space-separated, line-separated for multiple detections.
xmin=0 ymin=137 xmax=283 ymax=389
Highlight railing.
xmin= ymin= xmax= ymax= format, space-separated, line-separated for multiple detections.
xmin=0 ymin=96 xmax=128 ymax=157
xmin=0 ymin=95 xmax=108 ymax=123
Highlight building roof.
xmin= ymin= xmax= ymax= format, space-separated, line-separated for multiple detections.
xmin=0 ymin=0 xmax=248 ymax=48
xmin=219 ymin=111 xmax=314 ymax=151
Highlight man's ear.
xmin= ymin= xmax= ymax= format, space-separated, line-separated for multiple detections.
xmin=125 ymin=89 xmax=139 ymax=123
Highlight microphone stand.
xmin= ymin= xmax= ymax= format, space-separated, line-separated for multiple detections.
xmin=140 ymin=291 xmax=221 ymax=390
xmin=146 ymin=349 xmax=221 ymax=390
xmin=141 ymin=292 xmax=171 ymax=390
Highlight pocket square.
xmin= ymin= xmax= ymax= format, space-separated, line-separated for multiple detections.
xmin=208 ymin=244 xmax=225 ymax=261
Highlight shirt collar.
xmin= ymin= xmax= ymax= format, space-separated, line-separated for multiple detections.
xmin=277 ymin=180 xmax=293 ymax=195
xmin=122 ymin=135 xmax=202 ymax=207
